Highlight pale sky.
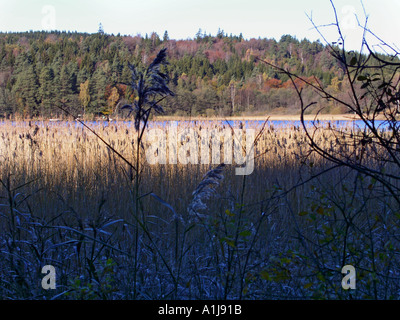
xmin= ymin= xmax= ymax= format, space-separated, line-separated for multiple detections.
xmin=0 ymin=0 xmax=399 ymax=53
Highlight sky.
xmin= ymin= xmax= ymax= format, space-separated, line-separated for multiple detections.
xmin=0 ymin=0 xmax=399 ymax=53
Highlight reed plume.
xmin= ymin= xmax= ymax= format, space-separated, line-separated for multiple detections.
xmin=187 ymin=163 xmax=225 ymax=220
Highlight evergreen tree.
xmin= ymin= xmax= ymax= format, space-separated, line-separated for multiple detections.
xmin=111 ymin=55 xmax=123 ymax=85
xmin=13 ymin=62 xmax=39 ymax=116
xmin=90 ymin=66 xmax=107 ymax=113
xmin=77 ymin=67 xmax=90 ymax=85
xmin=163 ymin=30 xmax=169 ymax=42
xmin=0 ymin=87 xmax=16 ymax=115
xmin=121 ymin=62 xmax=132 ymax=85
xmin=38 ymin=66 xmax=55 ymax=116
xmin=59 ymin=63 xmax=76 ymax=98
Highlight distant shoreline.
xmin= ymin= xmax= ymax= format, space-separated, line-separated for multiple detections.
xmin=2 ymin=113 xmax=389 ymax=123
xmin=153 ymin=114 xmax=386 ymax=121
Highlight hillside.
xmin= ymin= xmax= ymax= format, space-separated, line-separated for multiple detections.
xmin=0 ymin=30 xmax=369 ymax=118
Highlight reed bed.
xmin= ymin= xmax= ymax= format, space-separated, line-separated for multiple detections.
xmin=0 ymin=119 xmax=399 ymax=299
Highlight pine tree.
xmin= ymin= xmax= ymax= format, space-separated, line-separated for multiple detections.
xmin=111 ymin=55 xmax=123 ymax=85
xmin=98 ymin=23 xmax=105 ymax=35
xmin=90 ymin=66 xmax=107 ymax=113
xmin=38 ymin=66 xmax=55 ymax=116
xmin=163 ymin=30 xmax=169 ymax=42
xmin=77 ymin=67 xmax=90 ymax=85
xmin=121 ymin=62 xmax=132 ymax=85
xmin=195 ymin=28 xmax=203 ymax=42
xmin=13 ymin=62 xmax=39 ymax=116
xmin=59 ymin=63 xmax=76 ymax=98
xmin=0 ymin=87 xmax=16 ymax=115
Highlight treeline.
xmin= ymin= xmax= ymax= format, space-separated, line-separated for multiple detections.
xmin=0 ymin=29 xmax=385 ymax=118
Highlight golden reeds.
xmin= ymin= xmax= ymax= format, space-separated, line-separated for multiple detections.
xmin=1 ymin=119 xmax=387 ymax=221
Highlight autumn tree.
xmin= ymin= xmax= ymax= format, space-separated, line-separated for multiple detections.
xmin=107 ymin=86 xmax=120 ymax=114
xmin=79 ymin=79 xmax=90 ymax=115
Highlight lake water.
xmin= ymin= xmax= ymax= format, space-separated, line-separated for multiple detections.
xmin=0 ymin=119 xmax=391 ymax=131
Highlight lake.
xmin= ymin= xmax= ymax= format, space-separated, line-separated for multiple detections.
xmin=0 ymin=119 xmax=391 ymax=131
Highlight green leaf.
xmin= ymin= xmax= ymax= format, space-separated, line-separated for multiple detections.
xmin=299 ymin=211 xmax=308 ymax=216
xmin=317 ymin=273 xmax=325 ymax=282
xmin=350 ymin=56 xmax=357 ymax=66
xmin=260 ymin=270 xmax=271 ymax=281
xmin=357 ymin=75 xmax=367 ymax=81
xmin=221 ymin=237 xmax=236 ymax=248
xmin=322 ymin=225 xmax=332 ymax=235
xmin=280 ymin=257 xmax=291 ymax=264
xmin=225 ymin=209 xmax=235 ymax=217
xmin=239 ymin=230 xmax=252 ymax=237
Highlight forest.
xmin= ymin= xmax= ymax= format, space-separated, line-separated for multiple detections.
xmin=0 ymin=28 xmax=365 ymax=119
